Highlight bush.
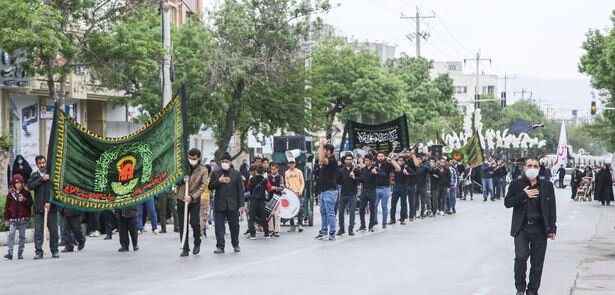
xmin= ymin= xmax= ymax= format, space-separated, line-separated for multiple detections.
xmin=0 ymin=196 xmax=6 ymax=231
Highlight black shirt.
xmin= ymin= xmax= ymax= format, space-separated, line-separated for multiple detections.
xmin=394 ymin=164 xmax=410 ymax=186
xmin=412 ymin=162 xmax=430 ymax=189
xmin=318 ymin=156 xmax=338 ymax=192
xmin=376 ymin=161 xmax=394 ymax=187
xmin=358 ymin=165 xmax=378 ymax=191
xmin=526 ymin=181 xmax=542 ymax=222
xmin=337 ymin=166 xmax=358 ymax=196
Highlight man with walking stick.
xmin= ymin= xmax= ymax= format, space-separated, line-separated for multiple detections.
xmin=177 ymin=148 xmax=208 ymax=257
xmin=27 ymin=155 xmax=59 ymax=259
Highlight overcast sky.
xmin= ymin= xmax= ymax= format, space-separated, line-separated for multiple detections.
xmin=322 ymin=0 xmax=614 ymax=81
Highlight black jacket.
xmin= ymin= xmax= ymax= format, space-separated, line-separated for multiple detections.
xmin=504 ymin=178 xmax=557 ymax=237
xmin=209 ymin=168 xmax=245 ymax=212
xmin=27 ymin=171 xmax=55 ymax=214
xmin=357 ymin=166 xmax=378 ymax=191
xmin=437 ymin=167 xmax=451 ymax=188
xmin=115 ymin=205 xmax=138 ymax=219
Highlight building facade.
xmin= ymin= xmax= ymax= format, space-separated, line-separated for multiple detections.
xmin=431 ymin=61 xmax=498 ymax=110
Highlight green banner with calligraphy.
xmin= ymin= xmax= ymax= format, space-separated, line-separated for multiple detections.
xmin=48 ymin=96 xmax=187 ymax=211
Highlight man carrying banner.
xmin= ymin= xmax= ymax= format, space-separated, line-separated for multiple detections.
xmin=27 ymin=156 xmax=59 ymax=260
xmin=177 ymin=148 xmax=208 ymax=257
xmin=209 ymin=152 xmax=245 ymax=254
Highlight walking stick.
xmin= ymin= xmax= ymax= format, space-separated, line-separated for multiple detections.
xmin=180 ymin=176 xmax=190 ymax=249
xmin=43 ymin=206 xmax=49 ymax=253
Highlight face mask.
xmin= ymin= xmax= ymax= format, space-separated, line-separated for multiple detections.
xmin=525 ymin=168 xmax=539 ymax=180
xmin=189 ymin=159 xmax=199 ymax=166
xmin=221 ymin=163 xmax=231 ymax=170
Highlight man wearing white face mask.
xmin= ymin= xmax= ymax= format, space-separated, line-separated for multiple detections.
xmin=505 ymin=157 xmax=557 ymax=295
xmin=177 ymin=148 xmax=208 ymax=257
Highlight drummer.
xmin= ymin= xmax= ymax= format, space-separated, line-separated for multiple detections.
xmin=268 ymin=163 xmax=285 ymax=237
xmin=285 ymin=158 xmax=305 ymax=233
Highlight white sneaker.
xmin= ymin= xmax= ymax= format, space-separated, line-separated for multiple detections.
xmin=153 ymin=229 xmax=160 ymax=235
xmin=94 ymin=230 xmax=101 ymax=237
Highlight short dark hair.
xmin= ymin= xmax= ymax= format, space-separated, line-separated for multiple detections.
xmin=35 ymin=155 xmax=46 ymax=163
xmin=271 ymin=163 xmax=280 ymax=169
xmin=364 ymin=154 xmax=373 ymax=161
xmin=323 ymin=144 xmax=335 ymax=154
xmin=255 ymin=164 xmax=265 ymax=175
xmin=188 ymin=148 xmax=202 ymax=158
xmin=343 ymin=154 xmax=354 ymax=161
xmin=262 ymin=158 xmax=270 ymax=163
xmin=377 ymin=151 xmax=385 ymax=156
xmin=525 ymin=157 xmax=539 ymax=165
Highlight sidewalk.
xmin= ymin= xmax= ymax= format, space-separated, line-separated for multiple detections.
xmin=571 ymin=206 xmax=615 ymax=294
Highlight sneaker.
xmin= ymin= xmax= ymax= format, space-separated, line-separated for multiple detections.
xmin=52 ymin=252 xmax=60 ymax=258
xmin=233 ymin=246 xmax=241 ymax=253
xmin=17 ymin=254 xmax=23 ymax=260
xmin=138 ymin=230 xmax=144 ymax=235
xmin=287 ymin=226 xmax=297 ymax=233
xmin=400 ymin=221 xmax=406 ymax=225
xmin=249 ymin=235 xmax=256 ymax=240
xmin=314 ymin=233 xmax=325 ymax=240
xmin=33 ymin=254 xmax=43 ymax=260
xmin=329 ymin=234 xmax=336 ymax=241
xmin=118 ymin=247 xmax=129 ymax=252
xmin=264 ymin=233 xmax=271 ymax=239
xmin=214 ymin=248 xmax=224 ymax=254
xmin=153 ymin=229 xmax=160 ymax=235
xmin=61 ymin=247 xmax=74 ymax=253
xmin=243 ymin=229 xmax=251 ymax=236
xmin=357 ymin=226 xmax=367 ymax=232
xmin=94 ymin=230 xmax=100 ymax=237
xmin=104 ymin=235 xmax=112 ymax=240
xmin=160 ymin=228 xmax=167 ymax=234
xmin=369 ymin=227 xmax=375 ymax=232
xmin=78 ymin=241 xmax=85 ymax=251
xmin=382 ymin=224 xmax=387 ymax=229
xmin=348 ymin=228 xmax=355 ymax=236
xmin=4 ymin=254 xmax=12 ymax=260
xmin=387 ymin=220 xmax=396 ymax=225
xmin=336 ymin=229 xmax=345 ymax=236
xmin=180 ymin=250 xmax=189 ymax=257
xmin=193 ymin=246 xmax=200 ymax=255
xmin=298 ymin=225 xmax=304 ymax=233
xmin=273 ymin=232 xmax=280 ymax=237
xmin=113 ymin=228 xmax=119 ymax=233
xmin=453 ymin=208 xmax=456 ymax=214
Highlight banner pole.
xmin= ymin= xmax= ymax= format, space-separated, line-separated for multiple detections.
xmin=43 ymin=206 xmax=49 ymax=254
xmin=180 ymin=176 xmax=189 ymax=249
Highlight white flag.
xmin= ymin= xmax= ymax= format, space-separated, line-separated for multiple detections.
xmin=551 ymin=121 xmax=568 ymax=177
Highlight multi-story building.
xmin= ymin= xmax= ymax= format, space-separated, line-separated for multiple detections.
xmin=365 ymin=41 xmax=397 ymax=65
xmin=431 ymin=61 xmax=498 ymax=111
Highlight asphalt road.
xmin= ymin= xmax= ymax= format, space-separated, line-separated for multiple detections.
xmin=0 ymin=188 xmax=604 ymax=295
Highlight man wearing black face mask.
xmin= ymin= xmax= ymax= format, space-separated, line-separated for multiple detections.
xmin=505 ymin=158 xmax=557 ymax=295
xmin=177 ymin=148 xmax=208 ymax=257
xmin=209 ymin=152 xmax=245 ymax=254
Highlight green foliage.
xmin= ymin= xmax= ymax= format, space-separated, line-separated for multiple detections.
xmin=0 ymin=130 xmax=12 ymax=151
xmin=579 ymin=10 xmax=615 ymax=150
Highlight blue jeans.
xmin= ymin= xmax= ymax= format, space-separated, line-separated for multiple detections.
xmin=338 ymin=194 xmax=357 ymax=229
xmin=374 ymin=187 xmax=390 ymax=224
xmin=137 ymin=198 xmax=158 ymax=231
xmin=482 ymin=178 xmax=494 ymax=200
xmin=320 ymin=190 xmax=338 ymax=235
xmin=448 ymin=187 xmax=457 ymax=211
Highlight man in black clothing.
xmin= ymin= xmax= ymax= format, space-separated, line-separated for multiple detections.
xmin=27 ymin=155 xmax=59 ymax=259
xmin=246 ymin=165 xmax=274 ymax=239
xmin=436 ymin=158 xmax=451 ymax=214
xmin=410 ymin=151 xmax=430 ymax=218
xmin=60 ymin=207 xmax=86 ymax=253
xmin=389 ymin=156 xmax=410 ymax=225
xmin=557 ymin=165 xmax=566 ymax=189
xmin=373 ymin=151 xmax=401 ymax=228
xmin=209 ymin=152 xmax=245 ymax=253
xmin=406 ymin=160 xmax=418 ymax=221
xmin=357 ymin=155 xmax=378 ymax=232
xmin=116 ymin=205 xmax=139 ymax=252
xmin=505 ymin=158 xmax=557 ymax=295
xmin=429 ymin=158 xmax=441 ymax=216
xmin=336 ymin=154 xmax=359 ymax=236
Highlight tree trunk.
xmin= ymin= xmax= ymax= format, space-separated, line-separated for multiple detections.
xmin=46 ymin=57 xmax=58 ymax=103
xmin=214 ymin=78 xmax=245 ymax=161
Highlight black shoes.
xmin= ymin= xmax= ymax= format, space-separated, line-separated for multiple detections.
xmin=233 ymin=246 xmax=241 ymax=253
xmin=133 ymin=246 xmax=139 ymax=251
xmin=104 ymin=235 xmax=112 ymax=240
xmin=61 ymin=248 xmax=74 ymax=253
xmin=336 ymin=229 xmax=345 ymax=236
xmin=193 ymin=246 xmax=200 ymax=255
xmin=382 ymin=224 xmax=387 ymax=229
xmin=357 ymin=226 xmax=367 ymax=232
xmin=78 ymin=241 xmax=85 ymax=251
xmin=160 ymin=228 xmax=167 ymax=234
xmin=18 ymin=254 xmax=23 ymax=260
xmin=369 ymin=227 xmax=375 ymax=232
xmin=118 ymin=247 xmax=129 ymax=252
xmin=348 ymin=228 xmax=355 ymax=236
xmin=33 ymin=254 xmax=43 ymax=260
xmin=314 ymin=234 xmax=325 ymax=240
xmin=180 ymin=250 xmax=189 ymax=257
xmin=52 ymin=252 xmax=60 ymax=258
xmin=214 ymin=248 xmax=224 ymax=254
xmin=387 ymin=220 xmax=396 ymax=225
xmin=4 ymin=254 xmax=12 ymax=260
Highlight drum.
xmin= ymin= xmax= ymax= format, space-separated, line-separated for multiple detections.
xmin=279 ymin=189 xmax=300 ymax=219
xmin=265 ymin=195 xmax=280 ymax=215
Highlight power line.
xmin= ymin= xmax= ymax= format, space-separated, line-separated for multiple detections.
xmin=400 ymin=7 xmax=436 ymax=57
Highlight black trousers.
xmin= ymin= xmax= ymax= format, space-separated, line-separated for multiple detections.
xmin=415 ymin=186 xmax=429 ymax=217
xmin=62 ymin=214 xmax=86 ymax=248
xmin=514 ymin=225 xmax=548 ymax=292
xmin=86 ymin=212 xmax=100 ymax=234
xmin=34 ymin=211 xmax=59 ymax=255
xmin=390 ymin=185 xmax=408 ymax=221
xmin=248 ymin=200 xmax=269 ymax=236
xmin=177 ymin=200 xmax=201 ymax=251
xmin=338 ymin=194 xmax=357 ymax=229
xmin=359 ymin=190 xmax=376 ymax=229
xmin=102 ymin=210 xmax=117 ymax=235
xmin=118 ymin=216 xmax=138 ymax=249
xmin=407 ymin=185 xmax=417 ymax=218
xmin=214 ymin=209 xmax=240 ymax=249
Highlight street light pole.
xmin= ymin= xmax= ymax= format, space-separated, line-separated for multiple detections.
xmin=161 ymin=0 xmax=172 ymax=106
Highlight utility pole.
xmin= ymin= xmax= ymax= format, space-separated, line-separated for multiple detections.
xmin=514 ymin=88 xmax=533 ymax=100
xmin=498 ymin=73 xmax=516 ymax=107
xmin=401 ymin=7 xmax=435 ymax=58
xmin=464 ymin=50 xmax=491 ymax=109
xmin=161 ymin=0 xmax=172 ymax=106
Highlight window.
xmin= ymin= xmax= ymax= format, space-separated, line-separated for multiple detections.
xmin=454 ymin=86 xmax=467 ymax=94
xmin=448 ymin=64 xmax=458 ymax=71
xmin=482 ymin=86 xmax=495 ymax=95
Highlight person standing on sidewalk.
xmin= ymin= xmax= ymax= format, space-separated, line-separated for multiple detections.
xmin=4 ymin=174 xmax=33 ymax=260
xmin=314 ymin=140 xmax=338 ymax=241
xmin=285 ymin=159 xmax=305 ymax=233
xmin=447 ymin=160 xmax=459 ymax=214
xmin=177 ymin=148 xmax=208 ymax=257
xmin=27 ymin=155 xmax=59 ymax=259
xmin=504 ymin=157 xmax=557 ymax=295
xmin=389 ymin=156 xmax=410 ymax=225
xmin=373 ymin=151 xmax=400 ymax=228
